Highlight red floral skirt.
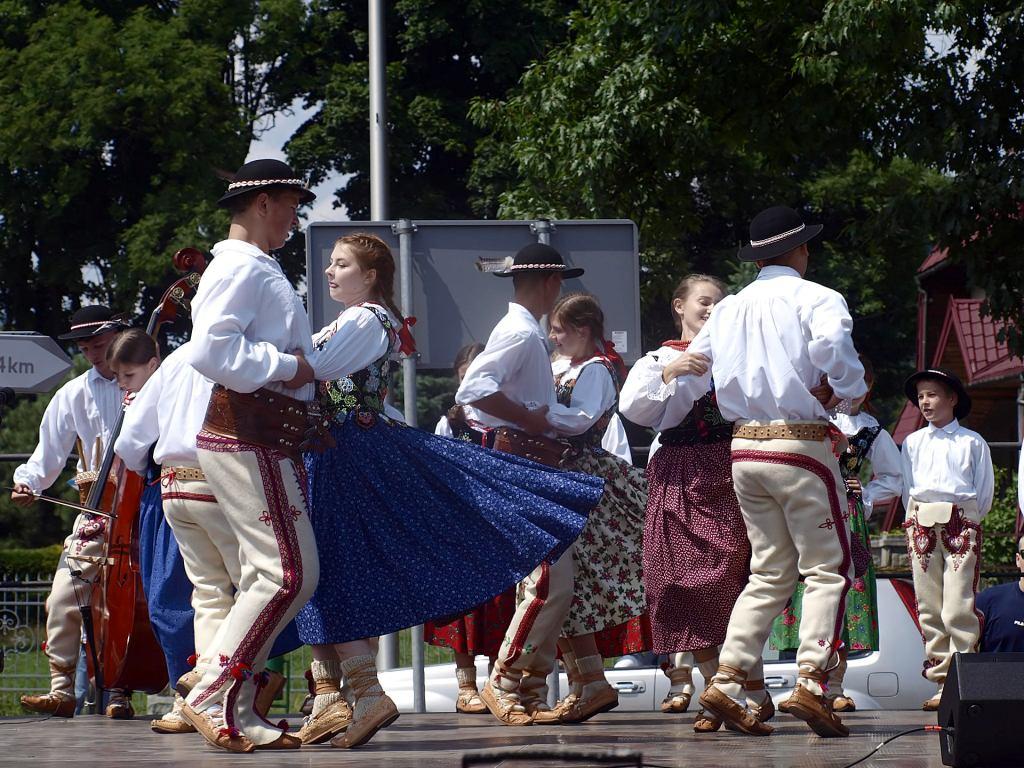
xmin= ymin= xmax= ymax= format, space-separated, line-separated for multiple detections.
xmin=423 ymin=588 xmax=517 ymax=657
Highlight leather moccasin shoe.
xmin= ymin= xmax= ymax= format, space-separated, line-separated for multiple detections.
xmin=698 ymin=686 xmax=773 ymax=736
xmin=21 ymin=693 xmax=74 ymax=718
xmin=479 ymin=681 xmax=533 ymax=726
xmin=179 ymin=703 xmax=254 ymax=753
xmin=783 ymin=685 xmax=849 ymax=738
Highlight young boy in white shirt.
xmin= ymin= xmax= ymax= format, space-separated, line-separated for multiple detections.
xmin=901 ymin=368 xmax=993 ymax=711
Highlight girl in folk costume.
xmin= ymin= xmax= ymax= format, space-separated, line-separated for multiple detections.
xmin=769 ymin=356 xmax=901 ymax=711
xmin=295 ymin=234 xmax=602 ymax=748
xmin=620 ymin=275 xmax=760 ymax=730
xmin=425 ymin=341 xmax=519 ymax=715
xmin=544 ymin=292 xmax=649 ymax=724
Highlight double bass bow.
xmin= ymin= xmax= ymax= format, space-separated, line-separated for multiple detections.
xmin=80 ymin=247 xmax=207 ymax=702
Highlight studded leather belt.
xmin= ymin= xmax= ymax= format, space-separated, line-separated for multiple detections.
xmin=202 ymin=385 xmax=335 ymax=462
xmin=732 ymin=422 xmax=830 ymax=441
xmin=160 ymin=466 xmax=206 ymax=482
xmin=492 ymin=427 xmax=576 ymax=469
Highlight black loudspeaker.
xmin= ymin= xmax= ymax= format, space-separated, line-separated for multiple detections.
xmin=939 ymin=652 xmax=1024 ymax=767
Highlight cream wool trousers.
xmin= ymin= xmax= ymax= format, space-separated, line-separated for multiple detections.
xmin=43 ymin=513 xmax=108 ymax=697
xmin=159 ymin=468 xmax=241 ymax=675
xmin=717 ymin=433 xmax=852 ymax=696
xmin=185 ymin=435 xmax=319 ymax=745
xmin=904 ymin=499 xmax=982 ymax=686
xmin=496 ymin=550 xmax=576 ymax=684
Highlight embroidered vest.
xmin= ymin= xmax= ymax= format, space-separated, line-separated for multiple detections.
xmin=839 ymin=424 xmax=882 ymax=482
xmin=653 ymin=342 xmax=732 ymax=446
xmin=555 ymin=357 xmax=619 ymax=452
xmin=316 ymin=304 xmax=397 ymax=423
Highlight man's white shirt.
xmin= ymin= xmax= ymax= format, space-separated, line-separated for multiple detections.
xmin=901 ymin=419 xmax=994 ymax=518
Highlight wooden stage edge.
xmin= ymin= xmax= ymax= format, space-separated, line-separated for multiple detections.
xmin=0 ymin=710 xmax=946 ymax=767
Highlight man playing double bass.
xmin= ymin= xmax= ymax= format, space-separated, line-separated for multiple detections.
xmin=13 ymin=306 xmax=135 ymax=719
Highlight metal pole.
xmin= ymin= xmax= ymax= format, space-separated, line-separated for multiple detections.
xmin=369 ymin=0 xmax=398 ymax=672
xmin=530 ymin=220 xmax=561 ymax=705
xmin=393 ymin=218 xmax=425 ymax=711
xmin=369 ymin=0 xmax=388 ymax=221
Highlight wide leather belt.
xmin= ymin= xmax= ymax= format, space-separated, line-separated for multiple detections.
xmin=160 ymin=466 xmax=206 ymax=482
xmin=492 ymin=427 xmax=575 ymax=469
xmin=732 ymin=423 xmax=830 ymax=441
xmin=202 ymin=385 xmax=335 ymax=462
xmin=74 ymin=470 xmax=116 ymax=507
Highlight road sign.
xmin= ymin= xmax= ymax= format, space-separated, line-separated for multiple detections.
xmin=0 ymin=332 xmax=73 ymax=393
xmin=305 ymin=220 xmax=641 ymax=369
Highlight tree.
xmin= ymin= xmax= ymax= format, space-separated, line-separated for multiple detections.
xmin=279 ymin=0 xmax=574 ymax=220
xmin=0 ymin=0 xmax=308 ymax=341
xmin=468 ymin=1 xmax=970 ymax=413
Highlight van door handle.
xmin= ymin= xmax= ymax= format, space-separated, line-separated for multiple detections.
xmin=615 ymin=681 xmax=646 ymax=694
xmin=765 ymin=675 xmax=795 ymax=689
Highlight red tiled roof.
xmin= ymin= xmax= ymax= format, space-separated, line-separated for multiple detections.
xmin=944 ymin=299 xmax=1024 ymax=386
xmin=917 ymin=246 xmax=948 ymax=274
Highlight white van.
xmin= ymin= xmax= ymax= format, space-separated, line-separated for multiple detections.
xmin=378 ymin=577 xmax=935 ymax=712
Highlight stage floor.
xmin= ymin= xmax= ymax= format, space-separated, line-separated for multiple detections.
xmin=0 ymin=710 xmax=946 ymax=767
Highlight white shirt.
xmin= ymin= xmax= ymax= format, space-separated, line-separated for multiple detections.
xmin=455 ymin=303 xmax=581 ymax=433
xmin=831 ymin=411 xmax=902 ymax=518
xmin=311 ymin=303 xmax=393 ymax=382
xmin=601 ymin=415 xmax=633 ymax=464
xmin=188 ymin=239 xmax=315 ymax=400
xmin=901 ymin=419 xmax=994 ymax=517
xmin=13 ymin=367 xmax=122 ymax=493
xmin=550 ymin=356 xmax=631 ymax=462
xmin=115 ymin=344 xmax=214 ymax=472
xmin=668 ymin=266 xmax=867 ymax=422
xmin=435 ymin=415 xmax=453 ymax=437
xmin=620 ymin=345 xmax=699 ymax=432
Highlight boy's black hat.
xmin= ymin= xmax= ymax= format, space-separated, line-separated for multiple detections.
xmin=494 ymin=243 xmax=584 ymax=279
xmin=57 ymin=305 xmax=129 ymax=341
xmin=738 ymin=205 xmax=823 ymax=262
xmin=903 ymin=368 xmax=972 ymax=420
xmin=216 ymin=159 xmax=315 ymax=207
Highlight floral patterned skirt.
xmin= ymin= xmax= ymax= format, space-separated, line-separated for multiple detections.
xmin=423 ymin=588 xmax=517 ymax=658
xmin=560 ymin=450 xmax=648 ymax=639
xmin=769 ymin=495 xmax=879 ymax=652
xmin=643 ymin=440 xmax=750 ymax=653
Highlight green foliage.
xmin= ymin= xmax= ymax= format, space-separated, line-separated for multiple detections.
xmin=0 ymin=1 xmax=305 ymax=339
xmin=0 ymin=544 xmax=62 ymax=576
xmin=982 ymin=466 xmax=1020 ymax=570
xmin=392 ymin=370 xmax=458 ymax=432
xmin=281 ymin=0 xmax=574 ymax=220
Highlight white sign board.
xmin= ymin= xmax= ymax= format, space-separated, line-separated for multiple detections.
xmin=0 ymin=332 xmax=73 ymax=393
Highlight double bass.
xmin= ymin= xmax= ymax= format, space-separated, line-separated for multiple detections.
xmin=82 ymin=247 xmax=207 ymax=698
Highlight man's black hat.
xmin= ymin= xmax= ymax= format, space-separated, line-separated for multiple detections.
xmin=737 ymin=205 xmax=824 ymax=263
xmin=58 ymin=305 xmax=129 ymax=341
xmin=216 ymin=158 xmax=316 ymax=207
xmin=494 ymin=243 xmax=584 ymax=279
xmin=904 ymin=368 xmax=972 ymax=420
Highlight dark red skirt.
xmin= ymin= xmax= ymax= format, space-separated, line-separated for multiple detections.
xmin=423 ymin=587 xmax=517 ymax=657
xmin=643 ymin=440 xmax=750 ymax=653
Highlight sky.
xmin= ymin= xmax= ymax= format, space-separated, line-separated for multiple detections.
xmin=246 ymin=99 xmax=350 ymax=224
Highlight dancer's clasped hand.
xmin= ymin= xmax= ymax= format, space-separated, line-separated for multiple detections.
xmin=661 ymin=352 xmax=709 ymax=384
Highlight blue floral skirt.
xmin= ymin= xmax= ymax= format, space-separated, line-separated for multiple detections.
xmin=295 ymin=412 xmax=604 ymax=645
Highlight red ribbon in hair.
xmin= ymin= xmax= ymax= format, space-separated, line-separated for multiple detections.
xmin=598 ymin=339 xmax=628 ymax=384
xmin=397 ymin=316 xmax=417 ymax=356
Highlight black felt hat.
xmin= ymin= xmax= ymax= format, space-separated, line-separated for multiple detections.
xmin=737 ymin=205 xmax=824 ymax=262
xmin=57 ymin=305 xmax=129 ymax=341
xmin=494 ymin=243 xmax=584 ymax=278
xmin=216 ymin=159 xmax=315 ymax=207
xmin=903 ymin=368 xmax=972 ymax=420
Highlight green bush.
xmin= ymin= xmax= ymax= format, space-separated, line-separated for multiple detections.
xmin=982 ymin=466 xmax=1019 ymax=570
xmin=0 ymin=544 xmax=62 ymax=576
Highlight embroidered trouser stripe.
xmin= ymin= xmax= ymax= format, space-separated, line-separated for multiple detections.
xmin=717 ymin=437 xmax=852 ymax=689
xmin=185 ymin=435 xmax=319 ymax=745
xmin=498 ymin=550 xmax=575 ymax=675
